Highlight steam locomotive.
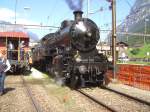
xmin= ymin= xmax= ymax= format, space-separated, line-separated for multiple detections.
xmin=32 ymin=11 xmax=110 ymax=88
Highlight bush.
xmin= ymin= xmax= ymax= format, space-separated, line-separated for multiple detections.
xmin=130 ymin=48 xmax=140 ymax=55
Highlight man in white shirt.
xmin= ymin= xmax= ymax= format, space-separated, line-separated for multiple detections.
xmin=19 ymin=41 xmax=25 ymax=60
xmin=8 ymin=41 xmax=14 ymax=59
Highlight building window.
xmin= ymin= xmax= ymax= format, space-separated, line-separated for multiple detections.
xmin=0 ymin=38 xmax=6 ymax=46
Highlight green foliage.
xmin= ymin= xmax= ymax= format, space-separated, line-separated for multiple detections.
xmin=123 ymin=61 xmax=150 ymax=65
xmin=128 ymin=44 xmax=150 ymax=58
xmin=130 ymin=48 xmax=140 ymax=55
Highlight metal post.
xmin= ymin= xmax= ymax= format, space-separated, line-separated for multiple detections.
xmin=112 ymin=0 xmax=117 ymax=79
xmin=144 ymin=18 xmax=149 ymax=44
xmin=144 ymin=19 xmax=146 ymax=44
xmin=18 ymin=37 xmax=20 ymax=62
xmin=6 ymin=37 xmax=8 ymax=58
xmin=125 ymin=20 xmax=128 ymax=43
xmin=15 ymin=0 xmax=18 ymax=24
xmin=24 ymin=7 xmax=31 ymax=19
xmin=87 ymin=0 xmax=90 ymax=18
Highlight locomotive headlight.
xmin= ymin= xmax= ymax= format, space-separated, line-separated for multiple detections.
xmin=87 ymin=32 xmax=92 ymax=37
xmin=76 ymin=21 xmax=86 ymax=32
xmin=79 ymin=65 xmax=87 ymax=74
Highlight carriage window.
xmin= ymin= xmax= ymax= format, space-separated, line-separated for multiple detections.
xmin=0 ymin=38 xmax=6 ymax=46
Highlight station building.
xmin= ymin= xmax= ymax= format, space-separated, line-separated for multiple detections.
xmin=96 ymin=41 xmax=129 ymax=60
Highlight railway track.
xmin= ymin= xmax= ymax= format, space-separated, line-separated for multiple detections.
xmin=103 ymin=86 xmax=150 ymax=106
xmin=76 ymin=89 xmax=117 ymax=112
xmin=77 ymin=87 xmax=150 ymax=112
xmin=20 ymin=75 xmax=43 ymax=112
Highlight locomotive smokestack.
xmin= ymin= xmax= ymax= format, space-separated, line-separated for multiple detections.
xmin=73 ymin=10 xmax=83 ymax=21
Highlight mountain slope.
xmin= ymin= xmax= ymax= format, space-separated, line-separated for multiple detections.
xmin=107 ymin=0 xmax=150 ymax=46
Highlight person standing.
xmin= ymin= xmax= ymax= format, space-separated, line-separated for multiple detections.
xmin=0 ymin=51 xmax=11 ymax=95
xmin=19 ymin=41 xmax=25 ymax=60
xmin=8 ymin=41 xmax=14 ymax=59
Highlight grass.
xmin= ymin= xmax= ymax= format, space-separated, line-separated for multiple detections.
xmin=117 ymin=44 xmax=150 ymax=65
xmin=117 ymin=61 xmax=150 ymax=65
xmin=128 ymin=44 xmax=150 ymax=58
xmin=24 ymin=69 xmax=83 ymax=111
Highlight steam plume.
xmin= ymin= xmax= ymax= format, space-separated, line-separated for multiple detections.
xmin=65 ymin=0 xmax=83 ymax=11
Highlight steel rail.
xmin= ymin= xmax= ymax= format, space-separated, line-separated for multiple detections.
xmin=76 ymin=89 xmax=117 ymax=112
xmin=21 ymin=75 xmax=43 ymax=112
xmin=103 ymin=86 xmax=150 ymax=106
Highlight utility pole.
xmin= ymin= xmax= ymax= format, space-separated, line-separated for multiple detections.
xmin=112 ymin=0 xmax=117 ymax=79
xmin=15 ymin=0 xmax=18 ymax=24
xmin=24 ymin=7 xmax=31 ymax=18
xmin=125 ymin=20 xmax=128 ymax=43
xmin=87 ymin=0 xmax=90 ymax=18
xmin=144 ymin=18 xmax=149 ymax=44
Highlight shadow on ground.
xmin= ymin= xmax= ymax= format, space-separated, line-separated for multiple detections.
xmin=3 ymin=87 xmax=15 ymax=95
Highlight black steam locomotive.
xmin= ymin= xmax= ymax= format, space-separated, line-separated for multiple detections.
xmin=32 ymin=11 xmax=110 ymax=88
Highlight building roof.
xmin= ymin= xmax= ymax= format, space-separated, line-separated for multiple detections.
xmin=0 ymin=32 xmax=29 ymax=38
xmin=117 ymin=42 xmax=128 ymax=46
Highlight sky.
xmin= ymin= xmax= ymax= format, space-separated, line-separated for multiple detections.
xmin=0 ymin=0 xmax=136 ymax=41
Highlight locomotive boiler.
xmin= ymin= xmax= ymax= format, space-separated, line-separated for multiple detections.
xmin=32 ymin=11 xmax=109 ymax=88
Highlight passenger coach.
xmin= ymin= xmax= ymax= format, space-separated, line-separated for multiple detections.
xmin=0 ymin=32 xmax=31 ymax=73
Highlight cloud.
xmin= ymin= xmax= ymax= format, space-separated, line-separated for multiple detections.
xmin=0 ymin=8 xmax=37 ymax=25
xmin=0 ymin=8 xmax=52 ymax=40
xmin=0 ymin=8 xmax=16 ymax=20
xmin=16 ymin=18 xmax=38 ymax=25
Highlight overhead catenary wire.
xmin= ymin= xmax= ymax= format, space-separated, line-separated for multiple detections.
xmin=46 ymin=0 xmax=59 ymax=26
xmin=38 ymin=0 xmax=135 ymax=32
xmin=0 ymin=23 xmax=60 ymax=28
xmin=58 ymin=0 xmax=88 ymax=21
xmin=126 ymin=0 xmax=132 ymax=8
xmin=58 ymin=10 xmax=73 ymax=21
xmin=2 ymin=22 xmax=150 ymax=37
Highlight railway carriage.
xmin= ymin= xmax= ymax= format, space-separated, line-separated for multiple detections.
xmin=0 ymin=31 xmax=31 ymax=73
